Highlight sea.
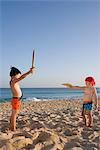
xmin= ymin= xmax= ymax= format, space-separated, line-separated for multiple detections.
xmin=0 ymin=88 xmax=100 ymax=102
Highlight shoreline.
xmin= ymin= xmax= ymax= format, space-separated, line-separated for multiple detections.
xmin=0 ymin=96 xmax=100 ymax=103
xmin=0 ymin=99 xmax=100 ymax=149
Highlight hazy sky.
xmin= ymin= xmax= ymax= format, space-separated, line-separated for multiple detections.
xmin=1 ymin=0 xmax=100 ymax=88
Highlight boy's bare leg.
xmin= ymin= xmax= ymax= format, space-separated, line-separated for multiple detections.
xmin=87 ymin=110 xmax=93 ymax=127
xmin=10 ymin=110 xmax=19 ymax=131
xmin=82 ymin=109 xmax=86 ymax=125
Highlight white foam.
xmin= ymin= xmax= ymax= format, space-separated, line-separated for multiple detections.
xmin=24 ymin=97 xmax=41 ymax=101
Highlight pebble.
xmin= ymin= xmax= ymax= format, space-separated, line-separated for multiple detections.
xmin=0 ymin=132 xmax=13 ymax=140
xmin=12 ymin=138 xmax=33 ymax=150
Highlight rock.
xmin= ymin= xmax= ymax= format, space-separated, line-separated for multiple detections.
xmin=17 ymin=116 xmax=22 ymax=119
xmin=55 ymin=115 xmax=61 ymax=119
xmin=56 ymin=127 xmax=62 ymax=132
xmin=43 ymin=140 xmax=54 ymax=149
xmin=94 ymin=131 xmax=99 ymax=137
xmin=34 ymin=131 xmax=51 ymax=143
xmin=23 ymin=131 xmax=33 ymax=138
xmin=12 ymin=138 xmax=33 ymax=150
xmin=34 ymin=143 xmax=43 ymax=150
xmin=92 ymin=147 xmax=99 ymax=150
xmin=94 ymin=116 xmax=98 ymax=120
xmin=10 ymin=136 xmax=25 ymax=143
xmin=32 ymin=117 xmax=38 ymax=121
xmin=31 ymin=132 xmax=40 ymax=140
xmin=78 ymin=127 xmax=83 ymax=133
xmin=0 ymin=142 xmax=16 ymax=150
xmin=93 ymin=127 xmax=100 ymax=131
xmin=60 ymin=136 xmax=68 ymax=143
xmin=50 ymin=114 xmax=57 ymax=118
xmin=22 ymin=127 xmax=31 ymax=131
xmin=0 ymin=133 xmax=13 ymax=140
xmin=51 ymin=133 xmax=64 ymax=149
xmin=72 ymin=147 xmax=83 ymax=150
xmin=64 ymin=129 xmax=74 ymax=136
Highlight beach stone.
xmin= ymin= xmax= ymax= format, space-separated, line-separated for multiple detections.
xmin=0 ymin=132 xmax=13 ymax=140
xmin=55 ymin=115 xmax=61 ymax=119
xmin=64 ymin=129 xmax=77 ymax=136
xmin=63 ymin=117 xmax=70 ymax=122
xmin=94 ymin=131 xmax=99 ymax=137
xmin=51 ymin=133 xmax=64 ymax=149
xmin=70 ymin=112 xmax=75 ymax=116
xmin=22 ymin=131 xmax=33 ymax=138
xmin=0 ymin=142 xmax=16 ymax=150
xmin=56 ymin=127 xmax=62 ymax=132
xmin=10 ymin=136 xmax=25 ymax=143
xmin=50 ymin=114 xmax=57 ymax=118
xmin=89 ymin=134 xmax=94 ymax=139
xmin=63 ymin=114 xmax=68 ymax=118
xmin=93 ymin=127 xmax=100 ymax=131
xmin=33 ymin=131 xmax=51 ymax=144
xmin=78 ymin=127 xmax=83 ymax=133
xmin=72 ymin=147 xmax=83 ymax=150
xmin=32 ymin=117 xmax=38 ymax=121
xmin=30 ymin=129 xmax=35 ymax=134
xmin=94 ymin=116 xmax=98 ymax=120
xmin=12 ymin=138 xmax=33 ymax=150
xmin=34 ymin=143 xmax=43 ymax=150
xmin=18 ymin=116 xmax=22 ymax=119
xmin=23 ymin=127 xmax=31 ymax=131
xmin=64 ymin=141 xmax=82 ymax=150
xmin=31 ymin=132 xmax=40 ymax=140
xmin=42 ymin=140 xmax=54 ymax=149
xmin=92 ymin=147 xmax=99 ymax=150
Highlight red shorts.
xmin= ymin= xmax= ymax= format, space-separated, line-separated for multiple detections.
xmin=11 ymin=98 xmax=21 ymax=110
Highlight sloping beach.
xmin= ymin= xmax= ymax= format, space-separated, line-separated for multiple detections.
xmin=0 ymin=99 xmax=99 ymax=150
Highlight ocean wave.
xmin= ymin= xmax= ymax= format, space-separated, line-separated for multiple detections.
xmin=22 ymin=95 xmax=83 ymax=101
xmin=23 ymin=97 xmax=42 ymax=102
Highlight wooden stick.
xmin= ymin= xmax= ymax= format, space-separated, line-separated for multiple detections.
xmin=32 ymin=50 xmax=35 ymax=68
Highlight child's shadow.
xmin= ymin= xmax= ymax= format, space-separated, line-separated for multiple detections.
xmin=0 ymin=119 xmax=9 ymax=132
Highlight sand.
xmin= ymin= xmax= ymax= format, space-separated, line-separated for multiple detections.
xmin=0 ymin=99 xmax=100 ymax=150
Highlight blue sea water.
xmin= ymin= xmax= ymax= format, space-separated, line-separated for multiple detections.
xmin=0 ymin=88 xmax=100 ymax=102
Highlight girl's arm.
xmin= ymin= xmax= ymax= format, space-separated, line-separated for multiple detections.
xmin=62 ymin=83 xmax=85 ymax=90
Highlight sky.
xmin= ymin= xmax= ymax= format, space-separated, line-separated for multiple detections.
xmin=0 ymin=0 xmax=100 ymax=88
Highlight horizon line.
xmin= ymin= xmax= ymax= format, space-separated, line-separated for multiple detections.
xmin=0 ymin=87 xmax=100 ymax=88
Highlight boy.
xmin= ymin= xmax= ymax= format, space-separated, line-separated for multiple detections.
xmin=10 ymin=67 xmax=34 ymax=131
xmin=62 ymin=77 xmax=98 ymax=127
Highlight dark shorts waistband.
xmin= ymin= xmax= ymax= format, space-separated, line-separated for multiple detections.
xmin=83 ymin=102 xmax=92 ymax=104
xmin=13 ymin=97 xmax=21 ymax=100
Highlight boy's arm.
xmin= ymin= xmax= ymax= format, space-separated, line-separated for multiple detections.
xmin=15 ymin=68 xmax=35 ymax=83
xmin=62 ymin=83 xmax=85 ymax=90
xmin=93 ymin=88 xmax=98 ymax=109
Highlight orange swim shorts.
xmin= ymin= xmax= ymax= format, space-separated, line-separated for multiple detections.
xmin=11 ymin=98 xmax=21 ymax=110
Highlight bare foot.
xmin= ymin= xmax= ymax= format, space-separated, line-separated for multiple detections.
xmin=86 ymin=123 xmax=93 ymax=127
xmin=10 ymin=127 xmax=16 ymax=131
